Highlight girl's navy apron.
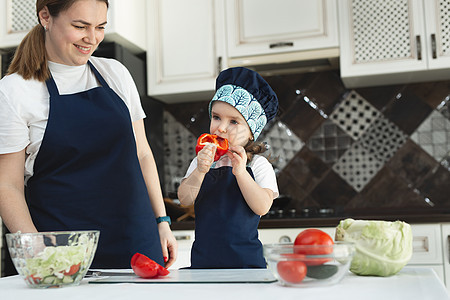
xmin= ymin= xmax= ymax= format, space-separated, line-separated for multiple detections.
xmin=190 ymin=165 xmax=266 ymax=268
xmin=26 ymin=61 xmax=163 ymax=268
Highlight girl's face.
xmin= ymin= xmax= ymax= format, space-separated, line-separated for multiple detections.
xmin=42 ymin=0 xmax=107 ymax=66
xmin=210 ymin=101 xmax=253 ymax=147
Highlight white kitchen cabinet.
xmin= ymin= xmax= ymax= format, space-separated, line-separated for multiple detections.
xmin=146 ymin=0 xmax=227 ymax=103
xmin=441 ymin=223 xmax=450 ymax=293
xmin=0 ymin=0 xmax=145 ymax=53
xmin=338 ymin=0 xmax=450 ymax=88
xmin=168 ymin=230 xmax=195 ymax=270
xmin=0 ymin=0 xmax=36 ymax=49
xmin=409 ymin=224 xmax=445 ymax=283
xmin=225 ymin=0 xmax=339 ymax=58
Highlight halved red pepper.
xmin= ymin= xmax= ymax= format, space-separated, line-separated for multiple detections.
xmin=130 ymin=253 xmax=170 ymax=278
xmin=195 ymin=133 xmax=229 ymax=161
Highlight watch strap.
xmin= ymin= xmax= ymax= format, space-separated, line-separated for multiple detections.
xmin=156 ymin=216 xmax=171 ymax=225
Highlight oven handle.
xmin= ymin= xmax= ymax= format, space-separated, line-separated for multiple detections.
xmin=448 ymin=235 xmax=450 ymax=264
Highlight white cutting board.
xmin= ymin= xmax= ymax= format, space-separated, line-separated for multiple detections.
xmin=88 ymin=268 xmax=277 ymax=284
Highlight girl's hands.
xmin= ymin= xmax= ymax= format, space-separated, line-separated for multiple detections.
xmin=196 ymin=144 xmax=216 ymax=174
xmin=226 ymin=145 xmax=247 ymax=176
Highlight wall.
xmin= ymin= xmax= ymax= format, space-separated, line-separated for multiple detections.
xmin=163 ymin=70 xmax=450 ymax=219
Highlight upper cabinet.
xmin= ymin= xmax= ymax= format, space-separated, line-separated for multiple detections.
xmin=0 ymin=0 xmax=145 ymax=53
xmin=225 ymin=0 xmax=339 ymax=58
xmin=146 ymin=0 xmax=227 ymax=103
xmin=0 ymin=0 xmax=37 ymax=49
xmin=338 ymin=0 xmax=450 ymax=88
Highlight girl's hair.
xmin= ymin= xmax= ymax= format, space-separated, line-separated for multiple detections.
xmin=7 ymin=0 xmax=109 ymax=82
xmin=244 ymin=140 xmax=267 ymax=162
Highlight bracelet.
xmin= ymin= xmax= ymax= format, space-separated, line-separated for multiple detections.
xmin=156 ymin=216 xmax=171 ymax=225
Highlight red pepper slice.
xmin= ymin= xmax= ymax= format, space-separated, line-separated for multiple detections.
xmin=130 ymin=253 xmax=170 ymax=278
xmin=195 ymin=133 xmax=229 ymax=161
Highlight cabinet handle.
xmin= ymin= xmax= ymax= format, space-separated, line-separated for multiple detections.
xmin=175 ymin=235 xmax=191 ymax=241
xmin=448 ymin=235 xmax=450 ymax=264
xmin=416 ymin=35 xmax=422 ymax=60
xmin=431 ymin=34 xmax=437 ymax=59
xmin=217 ymin=56 xmax=222 ymax=76
xmin=269 ymin=42 xmax=294 ymax=49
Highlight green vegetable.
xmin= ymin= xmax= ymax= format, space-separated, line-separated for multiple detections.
xmin=306 ymin=265 xmax=338 ymax=279
xmin=335 ymin=218 xmax=412 ymax=277
xmin=24 ymin=234 xmax=90 ymax=284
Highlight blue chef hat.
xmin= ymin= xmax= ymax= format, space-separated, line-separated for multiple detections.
xmin=209 ymin=67 xmax=278 ymax=140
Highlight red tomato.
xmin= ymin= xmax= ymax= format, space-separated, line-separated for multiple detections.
xmin=63 ymin=263 xmax=81 ymax=276
xmin=294 ymin=229 xmax=334 ymax=266
xmin=26 ymin=274 xmax=42 ymax=284
xmin=130 ymin=253 xmax=170 ymax=278
xmin=277 ymin=261 xmax=307 ymax=284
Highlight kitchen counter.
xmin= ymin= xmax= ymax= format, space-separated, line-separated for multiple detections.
xmin=0 ymin=267 xmax=448 ymax=300
xmin=171 ymin=214 xmax=450 ymax=230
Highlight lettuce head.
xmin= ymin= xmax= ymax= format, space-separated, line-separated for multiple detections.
xmin=335 ymin=218 xmax=412 ymax=277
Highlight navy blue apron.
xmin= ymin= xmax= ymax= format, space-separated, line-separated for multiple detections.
xmin=26 ymin=61 xmax=163 ymax=268
xmin=190 ymin=166 xmax=266 ymax=268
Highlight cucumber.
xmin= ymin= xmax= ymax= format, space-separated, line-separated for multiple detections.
xmin=62 ymin=275 xmax=74 ymax=283
xmin=306 ymin=265 xmax=338 ymax=279
xmin=42 ymin=275 xmax=57 ymax=284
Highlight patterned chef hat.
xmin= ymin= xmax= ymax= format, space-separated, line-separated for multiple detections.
xmin=209 ymin=67 xmax=278 ymax=140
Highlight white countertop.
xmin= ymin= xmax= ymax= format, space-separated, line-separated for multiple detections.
xmin=0 ymin=267 xmax=448 ymax=300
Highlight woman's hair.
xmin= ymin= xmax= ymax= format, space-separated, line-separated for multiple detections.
xmin=7 ymin=0 xmax=109 ymax=82
xmin=244 ymin=140 xmax=267 ymax=162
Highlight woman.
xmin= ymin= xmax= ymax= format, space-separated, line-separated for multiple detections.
xmin=0 ymin=0 xmax=177 ymax=269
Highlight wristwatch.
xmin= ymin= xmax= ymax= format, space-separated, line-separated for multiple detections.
xmin=156 ymin=216 xmax=171 ymax=225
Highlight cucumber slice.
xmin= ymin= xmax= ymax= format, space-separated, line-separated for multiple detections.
xmin=306 ymin=265 xmax=339 ymax=279
xmin=42 ymin=275 xmax=57 ymax=284
xmin=62 ymin=275 xmax=74 ymax=283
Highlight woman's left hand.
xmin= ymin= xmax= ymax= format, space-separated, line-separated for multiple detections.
xmin=157 ymin=222 xmax=177 ymax=268
xmin=227 ymin=145 xmax=247 ymax=176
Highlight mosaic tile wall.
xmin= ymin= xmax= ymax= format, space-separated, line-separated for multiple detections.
xmin=163 ymin=70 xmax=450 ymax=218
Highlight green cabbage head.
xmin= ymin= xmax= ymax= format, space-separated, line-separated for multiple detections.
xmin=335 ymin=218 xmax=412 ymax=277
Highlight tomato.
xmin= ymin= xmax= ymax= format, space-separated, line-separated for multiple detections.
xmin=294 ymin=229 xmax=334 ymax=266
xmin=277 ymin=261 xmax=307 ymax=284
xmin=26 ymin=274 xmax=42 ymax=284
xmin=63 ymin=263 xmax=81 ymax=276
xmin=130 ymin=253 xmax=170 ymax=278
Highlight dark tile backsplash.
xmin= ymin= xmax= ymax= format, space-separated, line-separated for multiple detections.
xmin=162 ymin=70 xmax=450 ymax=219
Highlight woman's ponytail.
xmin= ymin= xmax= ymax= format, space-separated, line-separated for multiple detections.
xmin=7 ymin=24 xmax=49 ymax=81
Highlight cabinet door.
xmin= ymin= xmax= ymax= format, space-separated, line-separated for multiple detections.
xmin=147 ymin=0 xmax=226 ymax=103
xmin=423 ymin=0 xmax=450 ymax=69
xmin=226 ymin=0 xmax=338 ymax=57
xmin=168 ymin=230 xmax=195 ymax=270
xmin=0 ymin=0 xmax=37 ymax=48
xmin=339 ymin=0 xmax=428 ymax=86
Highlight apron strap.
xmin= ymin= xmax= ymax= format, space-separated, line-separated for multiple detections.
xmin=87 ymin=60 xmax=110 ymax=88
xmin=45 ymin=75 xmax=60 ymax=97
xmin=45 ymin=61 xmax=110 ymax=96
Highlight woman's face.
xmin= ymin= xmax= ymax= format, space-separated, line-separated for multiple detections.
xmin=42 ymin=0 xmax=107 ymax=66
xmin=210 ymin=101 xmax=253 ymax=147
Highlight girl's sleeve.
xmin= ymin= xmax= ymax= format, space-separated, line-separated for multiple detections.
xmin=183 ymin=157 xmax=198 ymax=179
xmin=251 ymin=156 xmax=279 ymax=199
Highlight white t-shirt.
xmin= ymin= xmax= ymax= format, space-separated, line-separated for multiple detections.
xmin=183 ymin=154 xmax=279 ymax=198
xmin=0 ymin=56 xmax=145 ymax=183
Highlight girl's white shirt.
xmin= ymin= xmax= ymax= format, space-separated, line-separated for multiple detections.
xmin=0 ymin=56 xmax=145 ymax=183
xmin=183 ymin=154 xmax=279 ymax=199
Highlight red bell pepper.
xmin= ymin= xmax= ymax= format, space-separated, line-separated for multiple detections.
xmin=130 ymin=253 xmax=170 ymax=278
xmin=195 ymin=133 xmax=229 ymax=161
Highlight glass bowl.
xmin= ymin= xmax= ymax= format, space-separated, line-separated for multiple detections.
xmin=6 ymin=230 xmax=100 ymax=288
xmin=264 ymin=242 xmax=355 ymax=287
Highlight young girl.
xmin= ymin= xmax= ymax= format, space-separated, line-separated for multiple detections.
xmin=178 ymin=67 xmax=279 ymax=268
